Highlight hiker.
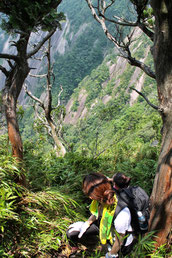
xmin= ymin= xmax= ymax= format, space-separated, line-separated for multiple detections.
xmin=67 ymin=172 xmax=136 ymax=257
xmin=111 ymin=172 xmax=131 ymax=190
xmin=111 ymin=172 xmax=150 ymax=235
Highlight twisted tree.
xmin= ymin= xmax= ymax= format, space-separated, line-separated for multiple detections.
xmin=0 ymin=0 xmax=65 ymax=185
xmin=24 ymin=39 xmax=66 ymax=157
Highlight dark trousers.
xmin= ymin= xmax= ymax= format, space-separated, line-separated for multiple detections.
xmin=66 ymin=223 xmax=137 ymax=256
xmin=66 ymin=223 xmax=99 ymax=247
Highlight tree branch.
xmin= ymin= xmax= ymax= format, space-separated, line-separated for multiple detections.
xmin=57 ymin=85 xmax=63 ymax=107
xmin=7 ymin=60 xmax=14 ymax=69
xmin=33 ymin=104 xmax=50 ymax=131
xmin=96 ymin=0 xmax=154 ymax=41
xmin=0 ymin=53 xmax=18 ymax=61
xmin=29 ymin=73 xmax=47 ymax=78
xmin=24 ymin=84 xmax=44 ymax=108
xmin=126 ymin=45 xmax=155 ymax=78
xmin=86 ymin=0 xmax=155 ymax=79
xmin=0 ymin=65 xmax=9 ymax=76
xmin=138 ymin=22 xmax=154 ymax=41
xmin=27 ymin=28 xmax=56 ymax=58
xmin=130 ymin=87 xmax=162 ymax=111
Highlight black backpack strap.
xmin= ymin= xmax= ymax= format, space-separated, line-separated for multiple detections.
xmin=114 ymin=193 xmax=128 ymax=217
xmin=113 ymin=194 xmax=135 ymax=249
xmin=114 ymin=188 xmax=141 ymax=234
xmin=122 ymin=187 xmax=134 ymax=199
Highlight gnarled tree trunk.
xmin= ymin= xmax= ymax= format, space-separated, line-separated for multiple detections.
xmin=149 ymin=0 xmax=172 ymax=247
xmin=47 ymin=117 xmax=66 ymax=157
xmin=2 ymin=35 xmax=30 ymax=186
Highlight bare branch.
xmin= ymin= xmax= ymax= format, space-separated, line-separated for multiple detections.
xmin=112 ymin=15 xmax=138 ymax=26
xmin=32 ymin=57 xmax=44 ymax=61
xmin=27 ymin=28 xmax=56 ymax=59
xmin=125 ymin=45 xmax=155 ymax=78
xmin=0 ymin=65 xmax=9 ymax=77
xmin=138 ymin=22 xmax=154 ymax=41
xmin=95 ymin=0 xmax=154 ymax=41
xmin=100 ymin=12 xmax=138 ymax=27
xmin=24 ymin=84 xmax=44 ymax=108
xmin=7 ymin=60 xmax=14 ymax=69
xmin=85 ymin=0 xmax=155 ymax=78
xmin=29 ymin=73 xmax=47 ymax=78
xmin=101 ymin=14 xmax=154 ymax=41
xmin=86 ymin=0 xmax=122 ymax=49
xmin=46 ymin=38 xmax=52 ymax=113
xmin=57 ymin=85 xmax=63 ymax=107
xmin=94 ymin=147 xmax=108 ymax=159
xmin=130 ymin=87 xmax=162 ymax=112
xmin=13 ymin=30 xmax=28 ymax=36
xmin=0 ymin=53 xmax=18 ymax=61
xmin=33 ymin=104 xmax=50 ymax=133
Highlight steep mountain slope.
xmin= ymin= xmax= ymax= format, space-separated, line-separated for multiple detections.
xmin=0 ymin=0 xmax=112 ymax=101
xmin=63 ymin=27 xmax=161 ymax=162
xmin=64 ymin=28 xmax=155 ymax=124
xmin=1 ymin=0 xmax=160 ymax=158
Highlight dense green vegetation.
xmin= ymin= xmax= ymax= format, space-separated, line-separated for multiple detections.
xmin=0 ymin=48 xmax=168 ymax=256
xmin=0 ymin=0 xmax=172 ymax=257
xmin=0 ymin=135 xmax=84 ymax=256
xmin=63 ymin=48 xmax=160 ymax=197
xmin=0 ymin=128 xmax=168 ymax=256
xmin=53 ymin=0 xmax=114 ymax=100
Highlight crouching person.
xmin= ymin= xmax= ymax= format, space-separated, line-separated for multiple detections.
xmin=67 ymin=172 xmax=137 ymax=257
xmin=66 ymin=219 xmax=99 ymax=253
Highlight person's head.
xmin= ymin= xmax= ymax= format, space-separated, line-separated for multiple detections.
xmin=82 ymin=172 xmax=115 ymax=205
xmin=112 ymin=172 xmax=131 ymax=189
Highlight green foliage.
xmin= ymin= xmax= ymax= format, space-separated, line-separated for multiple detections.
xmin=75 ymin=231 xmax=171 ymax=257
xmin=143 ymin=6 xmax=155 ymax=27
xmin=128 ymin=231 xmax=169 ymax=258
xmin=0 ymin=135 xmax=84 ymax=256
xmin=0 ymin=0 xmax=65 ymax=32
xmin=64 ymin=78 xmax=161 ymax=194
xmin=24 ymin=140 xmax=101 ymax=198
xmin=71 ymin=100 xmax=80 ymax=112
xmin=16 ymin=105 xmax=24 ymax=121
xmin=0 ymin=0 xmax=170 ymax=256
xmin=53 ymin=26 xmax=111 ymax=100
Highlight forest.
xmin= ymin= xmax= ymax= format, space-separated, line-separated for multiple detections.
xmin=0 ymin=0 xmax=171 ymax=257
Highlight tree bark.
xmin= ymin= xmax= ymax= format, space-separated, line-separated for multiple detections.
xmin=2 ymin=35 xmax=30 ymax=186
xmin=149 ymin=0 xmax=172 ymax=247
xmin=48 ymin=118 xmax=66 ymax=157
xmin=3 ymin=89 xmax=23 ymax=160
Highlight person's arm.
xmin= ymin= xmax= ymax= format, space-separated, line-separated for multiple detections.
xmin=78 ymin=214 xmax=96 ymax=238
xmin=87 ymin=214 xmax=96 ymax=225
xmin=111 ymin=232 xmax=124 ymax=254
xmin=105 ymin=233 xmax=124 ymax=257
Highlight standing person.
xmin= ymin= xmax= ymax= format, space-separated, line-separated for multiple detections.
xmin=67 ymin=172 xmax=136 ymax=257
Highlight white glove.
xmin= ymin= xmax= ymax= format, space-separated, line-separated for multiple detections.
xmin=78 ymin=221 xmax=90 ymax=238
xmin=68 ymin=221 xmax=85 ymax=234
xmin=105 ymin=252 xmax=118 ymax=258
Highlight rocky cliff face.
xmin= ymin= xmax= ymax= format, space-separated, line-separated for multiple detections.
xmin=0 ymin=19 xmax=69 ymax=98
xmin=0 ymin=1 xmax=155 ymax=135
xmin=63 ymin=28 xmax=155 ymax=125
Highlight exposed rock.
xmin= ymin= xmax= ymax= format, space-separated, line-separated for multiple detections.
xmin=71 ymin=23 xmax=88 ymax=44
xmin=64 ymin=89 xmax=88 ymax=124
xmin=102 ymin=95 xmax=112 ymax=104
xmin=109 ymin=56 xmax=128 ymax=80
xmin=129 ymin=46 xmax=150 ymax=105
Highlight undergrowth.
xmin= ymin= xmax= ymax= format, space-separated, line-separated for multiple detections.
xmin=0 ymin=135 xmax=84 ymax=257
xmin=0 ymin=134 xmax=171 ymax=257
